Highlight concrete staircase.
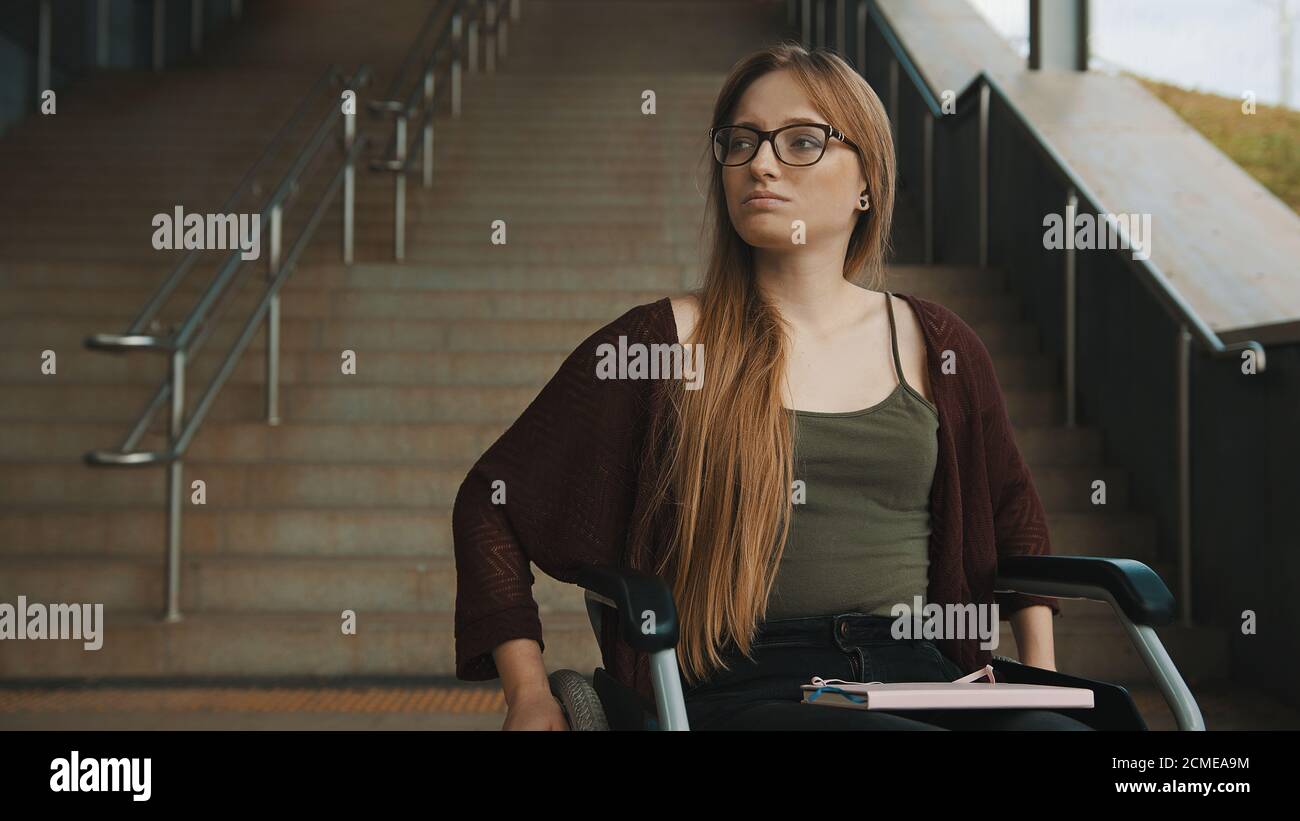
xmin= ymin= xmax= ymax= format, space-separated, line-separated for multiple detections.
xmin=0 ymin=0 xmax=1225 ymax=688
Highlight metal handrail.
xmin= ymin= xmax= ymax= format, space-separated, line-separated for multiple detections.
xmin=91 ymin=67 xmax=346 ymax=344
xmin=81 ymin=64 xmax=373 ymax=622
xmin=368 ymin=0 xmax=521 ymax=259
xmin=855 ymin=0 xmax=1267 ymax=370
xmin=368 ymin=3 xmax=460 ymax=169
xmin=375 ymin=1 xmax=457 ymax=111
xmin=827 ymin=0 xmax=1269 ymax=629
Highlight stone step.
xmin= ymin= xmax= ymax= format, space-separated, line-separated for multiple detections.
xmin=1 ymin=261 xmax=1005 ymax=294
xmin=1014 ymin=426 xmax=1100 ymax=466
xmin=6 ymin=123 xmax=716 ymax=146
xmin=0 ymin=163 xmax=714 ymax=194
xmin=0 ymin=239 xmax=706 ymax=265
xmin=0 ymin=461 xmax=1129 ymax=512
xmin=0 ymin=174 xmax=706 ymax=203
xmin=0 ymin=226 xmax=707 ymax=258
xmin=997 ymin=615 xmax=1227 ymax=685
xmin=0 ymin=609 xmax=595 ymax=679
xmin=0 ymin=379 xmax=1062 ymax=428
xmin=13 ymin=206 xmax=706 ymax=229
xmin=455 ymin=72 xmax=729 ymax=89
xmin=0 ymin=506 xmax=455 ymax=557
xmin=0 ymin=195 xmax=712 ymax=219
xmin=0 ymin=555 xmax=503 ymax=613
xmin=1045 ymin=511 xmax=1159 ymax=562
xmin=0 ymin=261 xmax=693 ymax=290
xmin=0 ymin=420 xmax=1101 ymax=477
xmin=0 ymin=502 xmax=1155 ymax=563
xmin=0 ymin=314 xmax=1048 ymax=358
xmin=0 ymin=144 xmax=710 ymax=175
xmin=0 ymin=130 xmax=315 ymax=152
xmin=0 ymin=346 xmax=1058 ymax=393
xmin=0 ymin=604 xmax=1225 ymax=686
xmin=0 ymin=552 xmax=1174 ymax=620
xmin=0 ymin=287 xmax=1023 ymax=324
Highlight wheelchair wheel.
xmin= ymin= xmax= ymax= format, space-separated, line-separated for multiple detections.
xmin=548 ymin=669 xmax=609 ymax=731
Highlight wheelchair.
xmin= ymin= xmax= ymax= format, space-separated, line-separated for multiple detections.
xmin=547 ymin=556 xmax=1205 ymax=730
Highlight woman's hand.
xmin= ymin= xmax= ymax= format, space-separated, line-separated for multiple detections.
xmin=502 ymin=688 xmax=569 ymax=730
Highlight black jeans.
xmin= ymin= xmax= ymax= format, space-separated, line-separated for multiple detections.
xmin=680 ymin=613 xmax=1093 ymax=730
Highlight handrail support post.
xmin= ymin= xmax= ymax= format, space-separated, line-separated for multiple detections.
xmin=856 ymin=0 xmax=867 ymax=77
xmin=37 ymin=0 xmax=51 ymax=98
xmin=978 ymin=83 xmax=990 ymax=267
xmin=343 ymin=86 xmax=356 ymax=263
xmin=83 ymin=64 xmax=374 ymax=627
xmin=1065 ymin=188 xmax=1078 ymax=427
xmin=499 ymin=4 xmax=509 ymax=61
xmin=923 ymin=113 xmax=934 ymax=264
xmin=423 ymin=70 xmax=435 ymax=189
xmin=1177 ymin=326 xmax=1193 ymax=627
xmin=191 ymin=0 xmax=204 ymax=55
xmin=452 ymin=13 xmax=463 ymax=118
xmin=486 ymin=1 xmax=498 ymax=74
xmin=164 ymin=349 xmax=186 ymax=622
xmin=266 ymin=205 xmax=282 ymax=425
xmin=468 ymin=17 xmax=479 ymax=74
xmin=152 ymin=0 xmax=165 ymax=71
xmin=835 ymin=0 xmax=846 ymax=54
xmin=888 ymin=57 xmax=899 ymax=151
xmin=395 ymin=115 xmax=408 ymax=260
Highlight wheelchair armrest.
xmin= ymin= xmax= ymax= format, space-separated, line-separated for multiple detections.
xmin=996 ymin=556 xmax=1175 ymax=627
xmin=576 ymin=565 xmax=679 ymax=653
xmin=995 ymin=555 xmax=1203 ymax=730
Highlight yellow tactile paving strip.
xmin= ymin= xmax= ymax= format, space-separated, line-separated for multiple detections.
xmin=0 ymin=687 xmax=507 ymax=713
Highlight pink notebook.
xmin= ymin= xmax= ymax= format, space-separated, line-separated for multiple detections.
xmin=800 ymin=665 xmax=1094 ymax=710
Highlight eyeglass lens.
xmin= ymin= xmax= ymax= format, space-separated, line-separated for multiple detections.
xmin=712 ymin=125 xmax=829 ymax=166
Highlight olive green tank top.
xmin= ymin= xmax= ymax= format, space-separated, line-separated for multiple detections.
xmin=765 ymin=292 xmax=941 ymax=620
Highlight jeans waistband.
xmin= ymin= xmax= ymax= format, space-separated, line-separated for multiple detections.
xmin=751 ymin=612 xmax=923 ymax=651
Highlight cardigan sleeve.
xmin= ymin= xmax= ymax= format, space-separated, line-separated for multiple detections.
xmin=451 ymin=301 xmax=661 ymax=682
xmin=971 ymin=332 xmax=1062 ymax=619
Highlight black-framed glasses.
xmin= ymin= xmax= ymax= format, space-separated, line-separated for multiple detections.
xmin=709 ymin=122 xmax=859 ymax=167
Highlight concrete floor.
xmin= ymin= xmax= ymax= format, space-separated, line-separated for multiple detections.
xmin=2 ymin=677 xmax=1296 ymax=731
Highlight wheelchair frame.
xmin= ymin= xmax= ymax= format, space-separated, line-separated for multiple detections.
xmin=555 ymin=556 xmax=1205 ymax=730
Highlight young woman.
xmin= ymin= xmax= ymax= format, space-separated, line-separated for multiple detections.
xmin=452 ymin=42 xmax=1089 ymax=730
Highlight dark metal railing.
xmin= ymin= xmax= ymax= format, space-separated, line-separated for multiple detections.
xmin=81 ymin=64 xmax=373 ymax=622
xmin=368 ymin=0 xmax=520 ymax=260
xmin=801 ymin=0 xmax=1268 ymax=632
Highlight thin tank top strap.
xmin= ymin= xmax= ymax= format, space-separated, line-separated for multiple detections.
xmin=884 ymin=291 xmax=908 ymax=389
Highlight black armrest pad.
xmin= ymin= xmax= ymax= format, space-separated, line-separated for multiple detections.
xmin=997 ymin=556 xmax=1175 ymax=627
xmin=576 ymin=565 xmax=679 ymax=652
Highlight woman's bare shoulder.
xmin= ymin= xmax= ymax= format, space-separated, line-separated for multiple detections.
xmin=668 ymin=293 xmax=700 ymax=344
xmin=887 ymin=292 xmax=925 ymax=346
xmin=887 ymin=291 xmax=935 ymax=405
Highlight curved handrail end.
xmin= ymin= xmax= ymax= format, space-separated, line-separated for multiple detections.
xmin=1242 ymin=341 xmax=1267 ymax=373
xmin=84 ymin=449 xmax=175 ymax=467
xmin=84 ymin=333 xmax=174 ymax=352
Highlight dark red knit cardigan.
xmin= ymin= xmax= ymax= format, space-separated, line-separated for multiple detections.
xmin=452 ymin=293 xmax=1060 ymax=707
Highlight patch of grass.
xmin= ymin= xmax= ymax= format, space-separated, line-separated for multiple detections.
xmin=1133 ymin=75 xmax=1300 ymax=215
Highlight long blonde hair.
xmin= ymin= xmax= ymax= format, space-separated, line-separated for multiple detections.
xmin=635 ymin=41 xmax=897 ymax=687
